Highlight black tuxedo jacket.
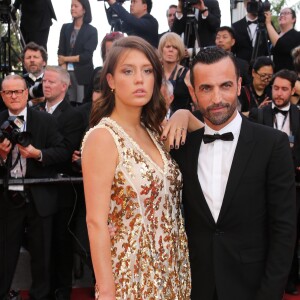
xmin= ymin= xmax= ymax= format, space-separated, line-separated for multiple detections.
xmin=172 ymin=0 xmax=221 ymax=48
xmin=0 ymin=108 xmax=69 ymax=217
xmin=249 ymin=104 xmax=300 ymax=166
xmin=13 ymin=0 xmax=56 ymax=30
xmin=172 ymin=117 xmax=296 ymax=300
xmin=231 ymin=17 xmax=269 ymax=63
xmin=36 ymin=98 xmax=85 ymax=207
xmin=58 ymin=23 xmax=98 ymax=85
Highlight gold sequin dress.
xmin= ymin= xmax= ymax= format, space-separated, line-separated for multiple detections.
xmin=83 ymin=117 xmax=191 ymax=300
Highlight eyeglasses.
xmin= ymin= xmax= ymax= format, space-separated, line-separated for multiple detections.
xmin=279 ymin=12 xmax=292 ymax=17
xmin=1 ymin=89 xmax=26 ymax=97
xmin=255 ymin=71 xmax=273 ymax=81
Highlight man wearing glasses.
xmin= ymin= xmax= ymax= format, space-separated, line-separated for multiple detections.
xmin=238 ymin=56 xmax=274 ymax=116
xmin=0 ymin=75 xmax=69 ymax=300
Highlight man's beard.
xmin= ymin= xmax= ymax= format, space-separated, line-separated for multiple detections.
xmin=273 ymin=98 xmax=290 ymax=108
xmin=199 ymin=100 xmax=237 ymax=126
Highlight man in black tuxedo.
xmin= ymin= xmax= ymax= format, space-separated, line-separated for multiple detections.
xmin=158 ymin=4 xmax=177 ymax=40
xmin=249 ymin=69 xmax=300 ymax=295
xmin=172 ymin=0 xmax=221 ymax=48
xmin=38 ymin=66 xmax=84 ymax=300
xmin=12 ymin=0 xmax=56 ymax=50
xmin=0 ymin=75 xmax=69 ymax=300
xmin=172 ymin=48 xmax=296 ymax=299
xmin=22 ymin=42 xmax=48 ymax=106
xmin=231 ymin=0 xmax=269 ymax=64
xmin=106 ymin=0 xmax=159 ymax=48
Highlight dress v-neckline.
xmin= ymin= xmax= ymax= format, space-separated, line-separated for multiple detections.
xmin=105 ymin=117 xmax=167 ymax=175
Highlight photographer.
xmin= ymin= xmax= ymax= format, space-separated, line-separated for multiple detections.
xmin=232 ymin=0 xmax=270 ymax=63
xmin=106 ymin=0 xmax=159 ymax=48
xmin=0 ymin=75 xmax=69 ymax=300
xmin=265 ymin=7 xmax=300 ymax=72
xmin=172 ymin=0 xmax=221 ymax=48
xmin=22 ymin=42 xmax=48 ymax=106
xmin=12 ymin=0 xmax=56 ymax=50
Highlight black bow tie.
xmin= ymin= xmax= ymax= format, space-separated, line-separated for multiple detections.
xmin=247 ymin=20 xmax=258 ymax=25
xmin=273 ymin=107 xmax=288 ymax=116
xmin=203 ymin=132 xmax=234 ymax=144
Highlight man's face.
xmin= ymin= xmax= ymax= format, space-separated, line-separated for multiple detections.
xmin=215 ymin=30 xmax=235 ymax=52
xmin=23 ymin=49 xmax=46 ymax=77
xmin=1 ymin=79 xmax=28 ymax=115
xmin=42 ymin=70 xmax=67 ymax=104
xmin=167 ymin=7 xmax=176 ymax=29
xmin=190 ymin=57 xmax=241 ymax=131
xmin=130 ymin=0 xmax=147 ymax=18
xmin=272 ymin=77 xmax=295 ymax=108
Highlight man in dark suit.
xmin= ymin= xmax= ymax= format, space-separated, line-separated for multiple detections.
xmin=171 ymin=47 xmax=296 ymax=299
xmin=12 ymin=0 xmax=56 ymax=50
xmin=158 ymin=4 xmax=177 ymax=40
xmin=0 ymin=75 xmax=69 ymax=300
xmin=106 ymin=0 xmax=159 ymax=48
xmin=215 ymin=26 xmax=251 ymax=86
xmin=38 ymin=66 xmax=84 ymax=300
xmin=231 ymin=0 xmax=269 ymax=64
xmin=249 ymin=69 xmax=300 ymax=295
xmin=172 ymin=0 xmax=221 ymax=48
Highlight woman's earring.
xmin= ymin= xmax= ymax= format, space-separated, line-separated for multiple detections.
xmin=111 ymin=89 xmax=114 ymax=93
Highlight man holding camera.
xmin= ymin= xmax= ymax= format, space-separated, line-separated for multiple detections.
xmin=106 ymin=0 xmax=159 ymax=48
xmin=0 ymin=75 xmax=69 ymax=300
xmin=22 ymin=42 xmax=48 ymax=106
xmin=231 ymin=0 xmax=270 ymax=64
xmin=172 ymin=0 xmax=221 ymax=49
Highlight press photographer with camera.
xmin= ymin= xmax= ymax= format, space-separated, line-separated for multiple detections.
xmin=0 ymin=75 xmax=70 ymax=300
xmin=105 ymin=0 xmax=159 ymax=48
xmin=172 ymin=0 xmax=221 ymax=49
xmin=22 ymin=42 xmax=48 ymax=106
xmin=265 ymin=7 xmax=300 ymax=72
xmin=232 ymin=0 xmax=270 ymax=64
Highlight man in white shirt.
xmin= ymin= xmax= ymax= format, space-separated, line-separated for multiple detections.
xmin=171 ymin=47 xmax=296 ymax=300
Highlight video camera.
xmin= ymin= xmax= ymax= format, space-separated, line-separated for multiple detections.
xmin=247 ymin=0 xmax=271 ymax=22
xmin=0 ymin=116 xmax=32 ymax=147
xmin=182 ymin=0 xmax=198 ymax=14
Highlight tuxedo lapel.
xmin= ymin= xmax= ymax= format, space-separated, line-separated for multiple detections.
xmin=289 ymin=104 xmax=299 ymax=136
xmin=187 ymin=129 xmax=216 ymax=224
xmin=217 ymin=118 xmax=255 ymax=224
xmin=264 ymin=105 xmax=273 ymax=127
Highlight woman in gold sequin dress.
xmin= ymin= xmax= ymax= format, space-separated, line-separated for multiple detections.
xmin=81 ymin=36 xmax=191 ymax=300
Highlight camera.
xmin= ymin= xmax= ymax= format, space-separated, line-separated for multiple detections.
xmin=247 ymin=0 xmax=271 ymax=15
xmin=0 ymin=116 xmax=32 ymax=147
xmin=29 ymin=81 xmax=43 ymax=99
xmin=0 ymin=0 xmax=11 ymax=22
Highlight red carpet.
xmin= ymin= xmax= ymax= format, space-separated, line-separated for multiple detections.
xmin=20 ymin=287 xmax=94 ymax=299
xmin=20 ymin=286 xmax=300 ymax=300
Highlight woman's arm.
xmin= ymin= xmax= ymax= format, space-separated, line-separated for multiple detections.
xmin=82 ymin=128 xmax=118 ymax=300
xmin=265 ymin=11 xmax=279 ymax=46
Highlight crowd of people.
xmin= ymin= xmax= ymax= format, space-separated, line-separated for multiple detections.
xmin=0 ymin=0 xmax=300 ymax=299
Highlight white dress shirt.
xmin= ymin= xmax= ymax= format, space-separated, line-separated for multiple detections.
xmin=9 ymin=107 xmax=27 ymax=190
xmin=272 ymin=103 xmax=291 ymax=137
xmin=198 ymin=112 xmax=242 ymax=222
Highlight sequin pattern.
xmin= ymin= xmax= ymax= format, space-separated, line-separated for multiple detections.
xmin=83 ymin=117 xmax=191 ymax=300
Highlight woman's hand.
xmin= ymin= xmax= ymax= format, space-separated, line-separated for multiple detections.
xmin=264 ymin=11 xmax=272 ymax=25
xmin=258 ymin=97 xmax=272 ymax=108
xmin=161 ymin=109 xmax=190 ymax=150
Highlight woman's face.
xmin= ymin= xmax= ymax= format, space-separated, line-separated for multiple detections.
xmin=71 ymin=0 xmax=85 ymax=19
xmin=278 ymin=8 xmax=295 ymax=28
xmin=106 ymin=49 xmax=155 ymax=110
xmin=252 ymin=65 xmax=273 ymax=90
xmin=162 ymin=42 xmax=179 ymax=64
